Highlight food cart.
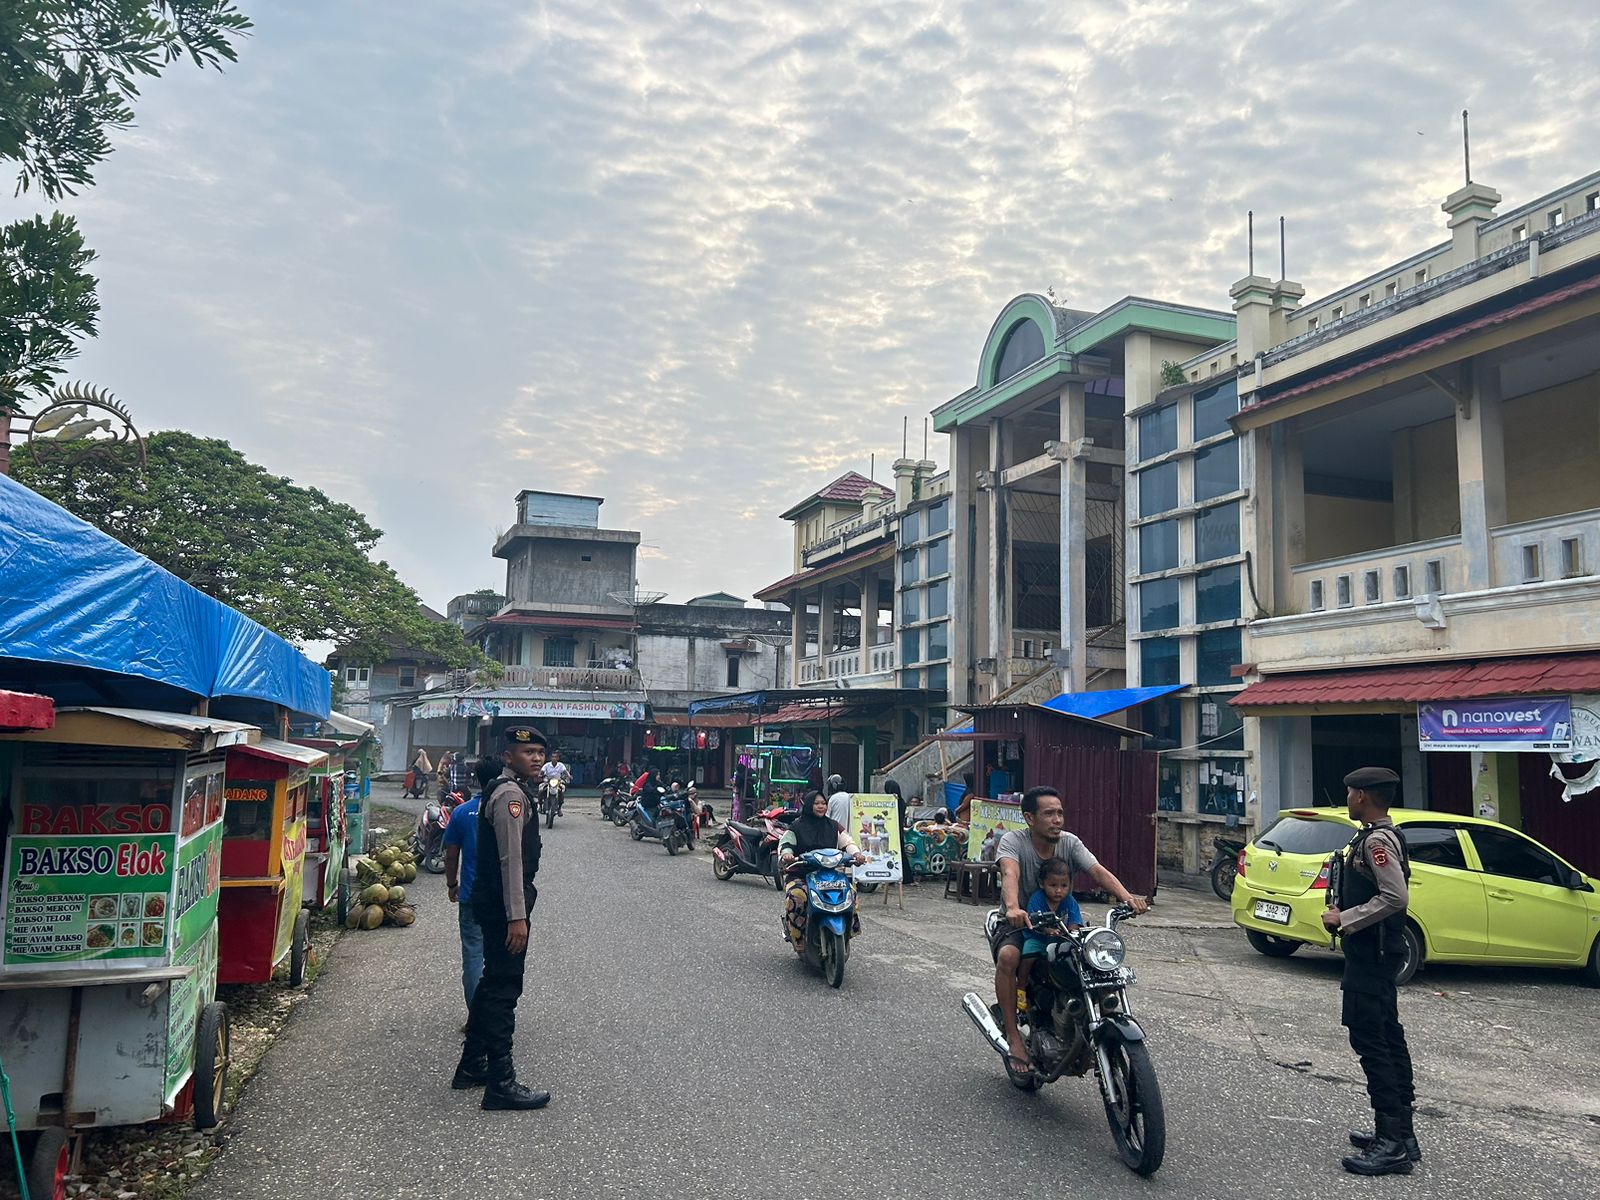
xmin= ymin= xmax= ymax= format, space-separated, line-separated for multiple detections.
xmin=216 ymin=738 xmax=326 ymax=988
xmin=0 ymin=708 xmax=256 ymax=1198
xmin=292 ymin=738 xmax=347 ymax=914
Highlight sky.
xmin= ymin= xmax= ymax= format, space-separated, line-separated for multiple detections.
xmin=11 ymin=0 xmax=1599 ymax=622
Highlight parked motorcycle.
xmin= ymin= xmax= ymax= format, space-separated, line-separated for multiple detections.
xmin=1209 ymin=835 xmax=1246 ymax=900
xmin=598 ymin=777 xmax=624 ymax=822
xmin=783 ymin=848 xmax=858 ymax=988
xmin=962 ymin=905 xmax=1165 ymax=1176
xmin=628 ymin=789 xmax=687 ymax=854
xmin=411 ymin=791 xmax=461 ymax=874
xmin=709 ymin=806 xmax=797 ymax=888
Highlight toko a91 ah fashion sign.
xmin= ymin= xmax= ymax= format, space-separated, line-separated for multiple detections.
xmin=1417 ymin=696 xmax=1573 ymax=753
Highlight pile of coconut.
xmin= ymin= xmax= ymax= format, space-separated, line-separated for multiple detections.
xmin=346 ymin=843 xmax=419 ymax=929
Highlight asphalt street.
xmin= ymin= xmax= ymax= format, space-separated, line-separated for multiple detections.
xmin=193 ymin=790 xmax=1600 ymax=1200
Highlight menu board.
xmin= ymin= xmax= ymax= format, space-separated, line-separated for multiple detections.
xmin=4 ymin=834 xmax=175 ymax=967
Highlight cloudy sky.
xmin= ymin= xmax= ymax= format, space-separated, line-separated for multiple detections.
xmin=12 ymin=0 xmax=1598 ymax=620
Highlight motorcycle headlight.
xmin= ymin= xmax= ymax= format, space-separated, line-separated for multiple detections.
xmin=1082 ymin=929 xmax=1126 ymax=972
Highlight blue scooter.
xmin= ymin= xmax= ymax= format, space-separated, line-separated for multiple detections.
xmin=785 ymin=847 xmax=859 ymax=988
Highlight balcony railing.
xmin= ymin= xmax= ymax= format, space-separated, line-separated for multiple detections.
xmin=1491 ymin=509 xmax=1600 ymax=588
xmin=1290 ymin=535 xmax=1464 ymax=614
xmin=796 ymin=644 xmax=897 ymax=683
xmin=498 ymin=664 xmax=642 ymax=691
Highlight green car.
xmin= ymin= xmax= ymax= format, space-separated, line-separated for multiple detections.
xmin=1231 ymin=807 xmax=1600 ymax=986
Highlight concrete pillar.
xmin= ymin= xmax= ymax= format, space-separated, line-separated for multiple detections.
xmin=1391 ymin=427 xmax=1416 ymax=544
xmin=1399 ymin=715 xmax=1424 ymax=809
xmin=1442 ymin=182 xmax=1502 ymax=267
xmin=1277 ymin=424 xmax=1307 ymax=576
xmin=817 ymin=585 xmax=836 ymax=663
xmin=1456 ymin=359 xmax=1507 ymax=590
xmin=1470 ymin=751 xmax=1521 ymax=826
xmin=1254 ymin=715 xmax=1313 ymax=828
xmin=1058 ymin=381 xmax=1088 ymax=690
xmin=987 ymin=417 xmax=1009 ymax=692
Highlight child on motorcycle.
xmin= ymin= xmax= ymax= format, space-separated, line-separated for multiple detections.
xmin=1021 ymin=857 xmax=1084 ymax=960
xmin=777 ymin=789 xmax=867 ymax=953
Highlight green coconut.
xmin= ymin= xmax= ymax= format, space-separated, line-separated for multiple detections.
xmin=361 ymin=904 xmax=384 ymax=930
xmin=386 ymin=885 xmax=405 ymax=905
xmin=358 ymin=883 xmax=389 ymax=906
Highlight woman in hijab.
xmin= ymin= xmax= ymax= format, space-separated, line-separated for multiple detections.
xmin=777 ymin=789 xmax=866 ymax=953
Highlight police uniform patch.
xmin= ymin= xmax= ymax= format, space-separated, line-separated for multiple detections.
xmin=507 ymin=800 xmax=522 ymax=819
xmin=1371 ymin=844 xmax=1389 ymax=867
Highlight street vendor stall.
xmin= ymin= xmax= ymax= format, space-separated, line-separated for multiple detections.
xmin=217 ymin=739 xmax=326 ymax=987
xmin=0 ymin=708 xmax=257 ymax=1198
xmin=292 ymin=738 xmax=348 ymax=914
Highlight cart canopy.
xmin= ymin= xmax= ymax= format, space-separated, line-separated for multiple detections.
xmin=0 ymin=475 xmax=330 ymax=718
xmin=0 ymin=706 xmax=262 ymax=753
xmin=234 ymin=737 xmax=329 ymax=769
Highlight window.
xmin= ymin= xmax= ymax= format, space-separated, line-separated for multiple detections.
xmin=1363 ymin=569 xmax=1381 ymax=604
xmin=1138 ymin=461 xmax=1179 ymax=517
xmin=1359 ymin=293 xmax=1371 ymax=309
xmin=994 ymin=319 xmax=1046 ymax=383
xmin=1193 ymin=440 xmax=1239 ymax=502
xmin=542 ymin=637 xmax=576 ymax=668
xmin=580 ymin=554 xmax=592 ymax=562
xmin=903 ymin=710 xmax=920 ymax=745
xmin=1522 ymin=544 xmax=1543 ymax=582
xmin=902 ymin=509 xmax=920 ymax=545
xmin=1195 ymin=501 xmax=1240 ymax=562
xmin=1140 ymin=520 xmax=1179 ymax=572
xmin=1140 ymin=637 xmax=1180 ymax=686
xmin=1469 ymin=828 xmax=1565 ymax=886
xmin=1512 ymin=224 xmax=1528 ymax=243
xmin=1192 ymin=379 xmax=1238 ymax=441
xmin=1400 ymin=824 xmax=1468 ymax=870
xmin=1139 ymin=405 xmax=1177 ymax=460
xmin=1415 ymin=268 xmax=1427 ymax=284
xmin=1199 ymin=697 xmax=1244 ymax=751
xmin=1256 ymin=816 xmax=1355 ymax=856
xmin=926 ymin=622 xmax=949 ymax=660
xmin=1309 ymin=579 xmax=1325 ymax=611
xmin=900 ymin=627 xmax=921 ymax=667
xmin=926 ymin=580 xmax=949 ymax=618
xmin=398 ymin=666 xmax=417 ymax=688
xmin=926 ymin=538 xmax=949 ymax=576
xmin=1195 ymin=564 xmax=1241 ymax=624
xmin=1561 ymin=537 xmax=1582 ymax=577
xmin=1336 ymin=575 xmax=1353 ymax=607
xmin=1197 ymin=757 xmax=1245 ymax=817
xmin=1385 ymin=281 xmax=1397 ymax=297
xmin=1307 ymin=316 xmax=1319 ymax=330
xmin=900 ymin=548 xmax=917 ymax=586
xmin=901 ymin=588 xmax=919 ymax=623
xmin=1157 ymin=759 xmax=1182 ymax=812
xmin=725 ymin=656 xmax=740 ymax=687
xmin=1425 ymin=558 xmax=1444 ymax=594
xmin=926 ymin=500 xmax=949 ymax=536
xmin=1393 ymin=565 xmax=1411 ymax=600
xmin=1548 ymin=209 xmax=1564 ymax=229
xmin=1137 ymin=578 xmax=1181 ymax=631
xmin=1588 ymin=192 xmax=1599 ymax=213
xmin=1331 ymin=305 xmax=1343 ymax=320
xmin=1196 ymin=627 xmax=1241 ymax=685
xmin=926 ymin=664 xmax=948 ymax=691
xmin=344 ymin=666 xmax=369 ymax=685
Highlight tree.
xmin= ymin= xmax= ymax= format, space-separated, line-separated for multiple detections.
xmin=13 ymin=431 xmax=477 ymax=668
xmin=0 ymin=2 xmax=251 ymax=411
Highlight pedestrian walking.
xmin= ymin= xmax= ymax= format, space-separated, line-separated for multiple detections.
xmin=452 ymin=726 xmax=551 ymax=1110
xmin=825 ymin=774 xmax=851 ymax=830
xmin=1321 ymin=765 xmax=1418 ymax=1176
xmin=444 ymin=757 xmax=501 ymax=1014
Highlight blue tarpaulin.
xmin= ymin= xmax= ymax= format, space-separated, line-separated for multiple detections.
xmin=950 ymin=683 xmax=1184 ymax=733
xmin=0 ymin=474 xmax=331 ymax=718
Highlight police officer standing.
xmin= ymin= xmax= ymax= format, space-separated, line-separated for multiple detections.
xmin=1321 ymin=766 xmax=1417 ymax=1175
xmin=451 ymin=726 xmax=551 ymax=1110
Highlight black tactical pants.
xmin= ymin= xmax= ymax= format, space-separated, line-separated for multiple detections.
xmin=463 ymin=912 xmax=527 ymax=1074
xmin=1342 ymin=987 xmax=1415 ymax=1122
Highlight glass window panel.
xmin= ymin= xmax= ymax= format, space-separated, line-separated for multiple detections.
xmin=1195 ymin=627 xmax=1242 ymax=686
xmin=926 ymin=622 xmax=949 ymax=659
xmin=1193 ymin=378 xmax=1239 ymax=441
xmin=1195 ymin=563 xmax=1242 ymax=624
xmin=902 ymin=510 xmax=920 ymax=545
xmin=1138 ymin=405 xmax=1177 ymax=460
xmin=994 ymin=319 xmax=1045 ymax=382
xmin=1137 ymin=578 xmax=1180 ymax=632
xmin=926 ymin=538 xmax=949 ymax=576
xmin=1140 ymin=637 xmax=1180 ymax=686
xmin=900 ymin=588 xmax=919 ymax=623
xmin=1197 ymin=756 xmax=1246 ymax=816
xmin=1157 ymin=759 xmax=1182 ymax=812
xmin=1139 ymin=519 xmax=1179 ymax=572
xmin=1195 ymin=501 xmax=1240 ymax=562
xmin=1138 ymin=461 xmax=1179 ymax=517
xmin=926 ymin=500 xmax=948 ymax=536
xmin=1198 ymin=697 xmax=1244 ymax=750
xmin=900 ymin=549 xmax=917 ymax=586
xmin=1194 ymin=440 xmax=1239 ymax=502
xmin=927 ymin=580 xmax=949 ymax=618
xmin=900 ymin=627 xmax=921 ymax=666
xmin=926 ymin=663 xmax=949 ymax=691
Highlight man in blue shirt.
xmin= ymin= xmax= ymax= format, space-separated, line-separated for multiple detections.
xmin=444 ymin=758 xmax=498 ymax=1010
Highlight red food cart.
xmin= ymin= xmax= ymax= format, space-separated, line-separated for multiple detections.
xmin=216 ymin=738 xmax=326 ymax=987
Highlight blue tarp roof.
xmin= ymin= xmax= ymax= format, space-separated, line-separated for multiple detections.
xmin=0 ymin=474 xmax=330 ymax=718
xmin=951 ymin=683 xmax=1184 ymax=732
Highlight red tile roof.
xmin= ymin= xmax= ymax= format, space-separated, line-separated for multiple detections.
xmin=779 ymin=471 xmax=892 ymax=519
xmin=763 ymin=702 xmax=869 ymax=724
xmin=1231 ymin=652 xmax=1600 ymax=709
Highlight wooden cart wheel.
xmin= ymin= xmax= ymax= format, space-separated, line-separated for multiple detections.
xmin=192 ymin=1001 xmax=231 ymax=1130
xmin=288 ymin=910 xmax=310 ymax=987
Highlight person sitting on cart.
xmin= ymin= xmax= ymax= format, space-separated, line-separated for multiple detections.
xmin=776 ymin=789 xmax=867 ymax=954
xmin=1021 ymin=857 xmax=1085 ymax=966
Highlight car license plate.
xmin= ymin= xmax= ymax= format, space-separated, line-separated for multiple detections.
xmin=1253 ymin=900 xmax=1292 ymax=925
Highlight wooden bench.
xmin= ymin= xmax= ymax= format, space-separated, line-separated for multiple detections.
xmin=944 ymin=859 xmax=1000 ymax=905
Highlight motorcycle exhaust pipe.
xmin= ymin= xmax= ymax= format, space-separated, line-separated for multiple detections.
xmin=961 ymin=992 xmax=1011 ymax=1058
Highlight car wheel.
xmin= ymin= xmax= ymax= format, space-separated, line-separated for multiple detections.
xmin=1245 ymin=929 xmax=1301 ymax=958
xmin=1582 ymin=935 xmax=1600 ymax=988
xmin=1390 ymin=920 xmax=1426 ymax=986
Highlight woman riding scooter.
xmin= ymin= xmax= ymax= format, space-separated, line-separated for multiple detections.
xmin=777 ymin=789 xmax=866 ymax=953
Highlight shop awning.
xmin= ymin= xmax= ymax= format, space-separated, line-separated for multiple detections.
xmin=1230 ymin=652 xmax=1600 ymax=711
xmin=0 ymin=706 xmax=261 ymax=752
xmin=235 ymin=736 xmax=328 ymax=768
xmin=651 ymin=712 xmax=749 ymax=728
xmin=946 ymin=683 xmax=1183 ymax=734
xmin=763 ymin=703 xmax=870 ymax=725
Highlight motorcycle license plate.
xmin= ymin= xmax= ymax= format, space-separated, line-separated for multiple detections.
xmin=1253 ymin=900 xmax=1292 ymax=925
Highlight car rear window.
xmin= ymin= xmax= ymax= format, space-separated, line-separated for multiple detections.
xmin=1255 ymin=816 xmax=1354 ymax=856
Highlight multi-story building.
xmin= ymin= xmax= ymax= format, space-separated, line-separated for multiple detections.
xmin=1227 ymin=169 xmax=1600 ymax=875
xmin=324 ymin=604 xmax=453 ymax=773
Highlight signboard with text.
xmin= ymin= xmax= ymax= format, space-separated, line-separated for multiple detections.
xmin=848 ymin=794 xmax=903 ymax=884
xmin=967 ymin=800 xmax=1024 ymax=862
xmin=1418 ymin=696 xmax=1573 ymax=753
xmin=414 ymin=697 xmax=645 ymax=722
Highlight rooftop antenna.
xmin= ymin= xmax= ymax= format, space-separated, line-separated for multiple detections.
xmin=870 ymin=452 xmax=875 ymax=481
xmin=922 ymin=417 xmax=928 ymax=460
xmin=1462 ymin=108 xmax=1471 ymax=185
xmin=902 ymin=415 xmax=908 ymax=460
xmin=1247 ymin=210 xmax=1254 ymax=276
xmin=1279 ymin=216 xmax=1286 ymax=279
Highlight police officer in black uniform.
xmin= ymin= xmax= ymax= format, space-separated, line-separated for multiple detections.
xmin=1321 ymin=766 xmax=1417 ymax=1175
xmin=451 ymin=726 xmax=551 ymax=1110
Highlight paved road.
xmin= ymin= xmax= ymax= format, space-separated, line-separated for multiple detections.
xmin=195 ymin=796 xmax=1599 ymax=1200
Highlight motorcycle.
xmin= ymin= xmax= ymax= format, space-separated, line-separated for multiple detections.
xmin=783 ymin=848 xmax=858 ymax=988
xmin=411 ymin=791 xmax=461 ymax=874
xmin=598 ymin=777 xmax=624 ymax=822
xmin=962 ymin=906 xmax=1165 ymax=1177
xmin=709 ymin=806 xmax=797 ymax=888
xmin=539 ymin=777 xmax=566 ymax=829
xmin=628 ymin=789 xmax=687 ymax=854
xmin=1209 ymin=835 xmax=1246 ymax=900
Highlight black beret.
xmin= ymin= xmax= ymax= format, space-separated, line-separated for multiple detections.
xmin=501 ymin=725 xmax=548 ymax=750
xmin=1343 ymin=766 xmax=1399 ymax=790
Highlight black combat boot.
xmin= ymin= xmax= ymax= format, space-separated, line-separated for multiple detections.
xmin=1349 ymin=1112 xmax=1421 ymax=1162
xmin=481 ymin=1059 xmax=550 ymax=1111
xmin=450 ymin=1053 xmax=492 ymax=1090
xmin=1341 ymin=1115 xmax=1414 ymax=1176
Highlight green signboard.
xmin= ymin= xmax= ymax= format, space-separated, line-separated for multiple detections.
xmin=4 ymin=834 xmax=176 ymax=967
xmin=163 ymin=923 xmax=218 ymax=1103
